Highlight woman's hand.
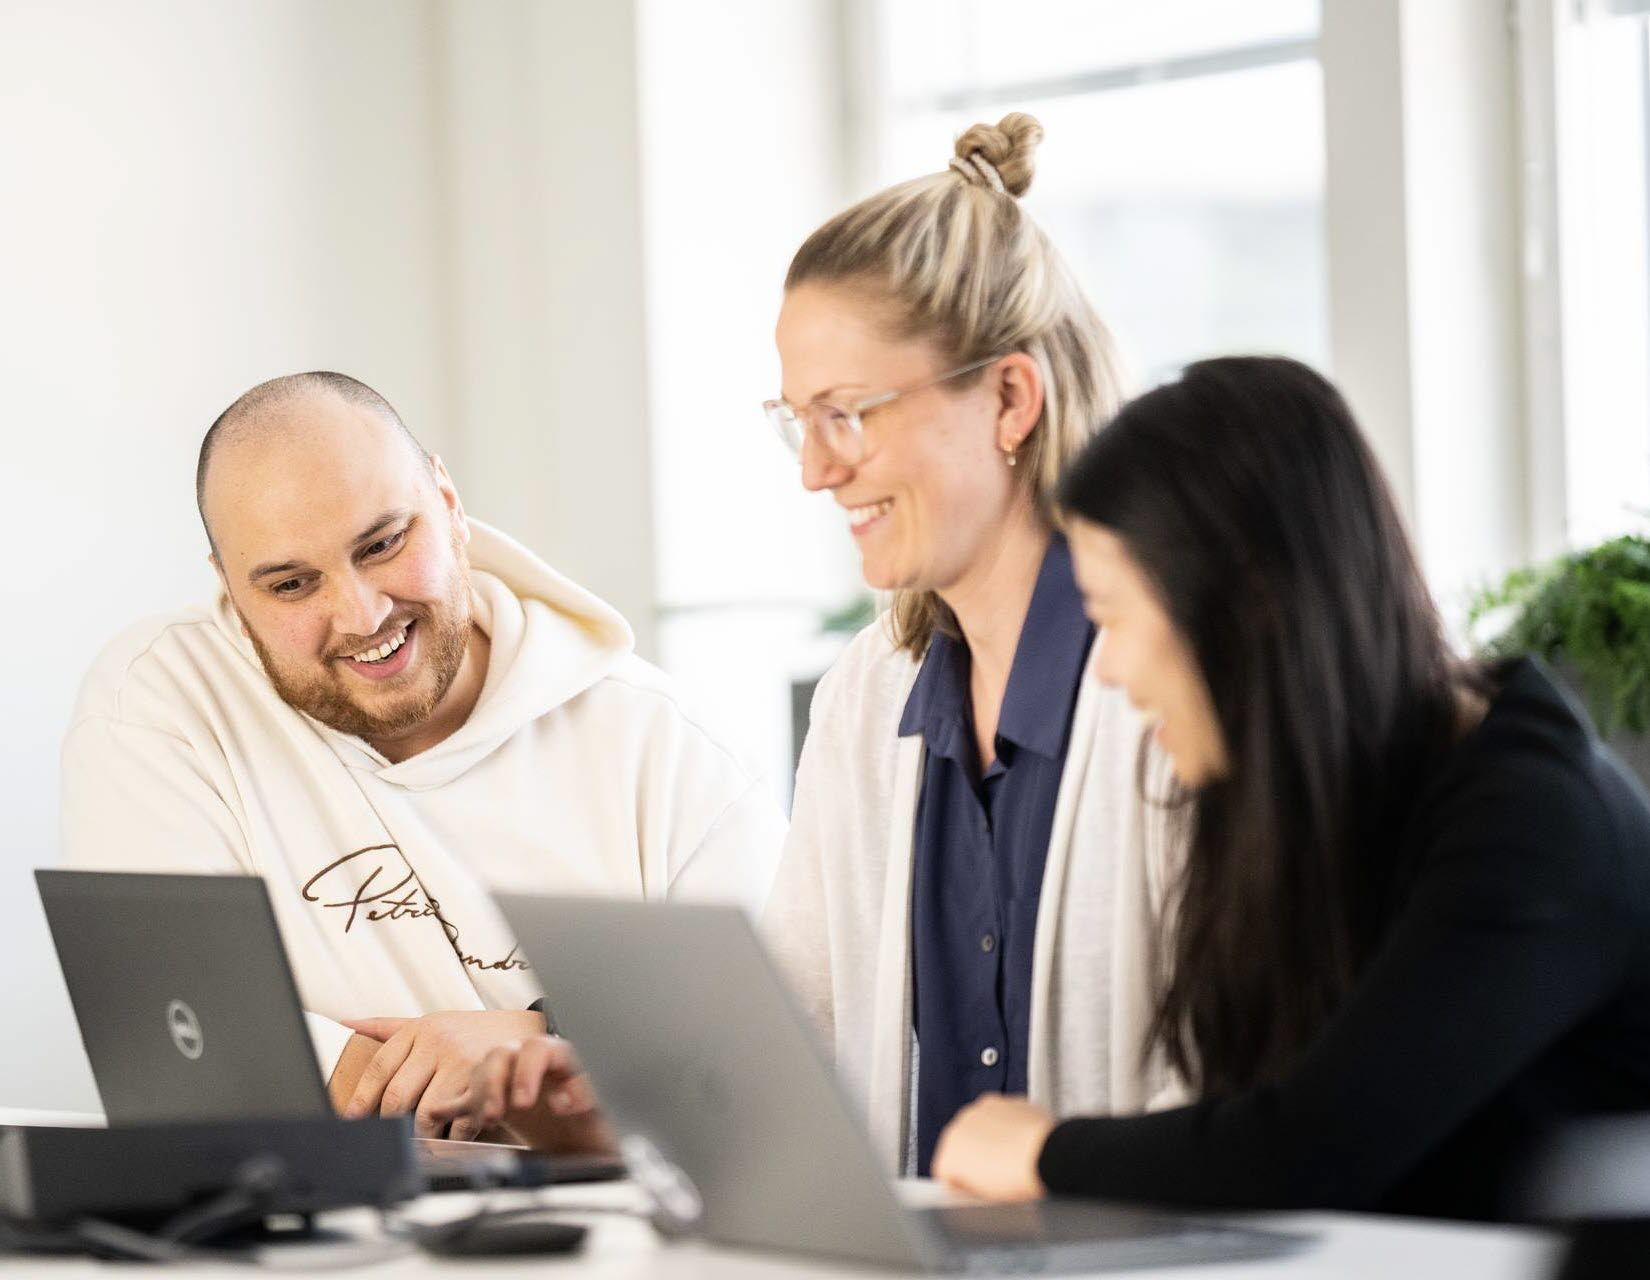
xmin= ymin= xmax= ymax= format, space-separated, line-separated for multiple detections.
xmin=429 ymin=1034 xmax=616 ymax=1156
xmin=932 ymin=1093 xmax=1057 ymax=1202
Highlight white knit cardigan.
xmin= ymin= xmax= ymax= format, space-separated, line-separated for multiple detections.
xmin=763 ymin=617 xmax=1185 ymax=1172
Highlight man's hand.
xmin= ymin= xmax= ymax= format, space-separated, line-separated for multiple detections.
xmin=430 ymin=1034 xmax=615 ymax=1156
xmin=326 ymin=1032 xmax=382 ymax=1113
xmin=337 ymin=1010 xmax=546 ymax=1139
xmin=932 ymin=1094 xmax=1056 ymax=1202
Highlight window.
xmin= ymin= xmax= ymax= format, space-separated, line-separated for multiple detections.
xmin=640 ymin=2 xmax=1334 ymax=803
xmin=638 ymin=1 xmax=866 ymax=806
xmin=870 ymin=0 xmax=1328 ymax=385
xmin=1539 ymin=0 xmax=1650 ymax=547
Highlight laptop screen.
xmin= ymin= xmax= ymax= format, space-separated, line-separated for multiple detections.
xmin=36 ymin=869 xmax=330 ymax=1126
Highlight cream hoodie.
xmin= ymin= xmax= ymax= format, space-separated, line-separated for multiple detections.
xmin=60 ymin=521 xmax=785 ymax=1078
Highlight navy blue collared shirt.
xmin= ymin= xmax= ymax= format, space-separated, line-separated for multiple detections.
xmin=901 ymin=534 xmax=1094 ymax=1175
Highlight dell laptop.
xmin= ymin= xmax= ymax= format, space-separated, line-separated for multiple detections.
xmin=35 ymin=869 xmax=621 ymax=1190
xmin=497 ymin=894 xmax=1310 ymax=1274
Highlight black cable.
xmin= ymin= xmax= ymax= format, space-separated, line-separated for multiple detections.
xmin=39 ymin=1156 xmax=413 ymax=1269
xmin=158 ymin=1152 xmax=288 ymax=1245
xmin=65 ymin=1217 xmax=206 ymax=1265
xmin=3 ymin=1161 xmax=643 ymax=1267
xmin=65 ymin=1214 xmax=419 ymax=1271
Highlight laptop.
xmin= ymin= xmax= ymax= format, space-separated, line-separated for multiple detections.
xmin=35 ymin=869 xmax=622 ymax=1191
xmin=496 ymin=895 xmax=1311 ymax=1274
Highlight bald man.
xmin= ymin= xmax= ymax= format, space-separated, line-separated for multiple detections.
xmin=61 ymin=371 xmax=784 ymax=1136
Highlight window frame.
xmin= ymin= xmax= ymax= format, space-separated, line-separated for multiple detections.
xmin=1516 ymin=0 xmax=1650 ymax=557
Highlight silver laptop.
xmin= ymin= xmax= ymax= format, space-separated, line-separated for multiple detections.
xmin=35 ymin=870 xmax=621 ymax=1189
xmin=496 ymin=895 xmax=1310 ymax=1274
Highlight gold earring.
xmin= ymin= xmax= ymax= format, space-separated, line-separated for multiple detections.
xmin=1005 ymin=445 xmax=1019 ymax=468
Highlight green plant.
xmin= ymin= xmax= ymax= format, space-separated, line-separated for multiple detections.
xmin=1468 ymin=534 xmax=1650 ymax=735
xmin=819 ymin=593 xmax=877 ymax=635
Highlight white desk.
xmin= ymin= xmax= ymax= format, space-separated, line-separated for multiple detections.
xmin=0 ymin=1179 xmax=1564 ymax=1278
xmin=0 ymin=1109 xmax=102 ymax=1129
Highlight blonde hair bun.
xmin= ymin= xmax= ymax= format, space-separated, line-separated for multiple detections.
xmin=952 ymin=112 xmax=1044 ymax=198
xmin=784 ymin=104 xmax=1120 ymax=655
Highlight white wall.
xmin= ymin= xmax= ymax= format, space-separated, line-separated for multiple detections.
xmin=0 ymin=0 xmax=660 ymax=1109
xmin=438 ymin=0 xmax=658 ymax=653
xmin=1 ymin=0 xmax=456 ymax=1110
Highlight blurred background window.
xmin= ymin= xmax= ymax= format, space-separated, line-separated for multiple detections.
xmin=647 ymin=1 xmax=1333 ymax=808
xmin=638 ymin=0 xmax=864 ymax=809
xmin=868 ymin=0 xmax=1328 ymax=385
xmin=1548 ymin=0 xmax=1650 ymax=547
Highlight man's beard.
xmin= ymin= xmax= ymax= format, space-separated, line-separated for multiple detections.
xmin=247 ymin=543 xmax=474 ymax=746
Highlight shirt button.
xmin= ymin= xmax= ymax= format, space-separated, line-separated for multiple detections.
xmin=980 ymin=933 xmax=997 ymax=953
xmin=980 ymin=1046 xmax=1000 ymax=1067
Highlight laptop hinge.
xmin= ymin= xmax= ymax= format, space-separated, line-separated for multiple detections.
xmin=619 ymin=1134 xmax=704 ymax=1237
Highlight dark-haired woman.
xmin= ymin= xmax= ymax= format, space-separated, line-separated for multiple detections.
xmin=933 ymin=355 xmax=1650 ymax=1221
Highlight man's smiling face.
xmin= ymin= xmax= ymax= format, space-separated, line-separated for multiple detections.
xmin=201 ymin=389 xmax=474 ymax=747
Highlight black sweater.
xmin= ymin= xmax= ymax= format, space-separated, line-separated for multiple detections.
xmin=1038 ymin=659 xmax=1650 ymax=1221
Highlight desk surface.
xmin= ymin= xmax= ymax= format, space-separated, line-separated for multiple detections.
xmin=0 ymin=1179 xmax=1563 ymax=1278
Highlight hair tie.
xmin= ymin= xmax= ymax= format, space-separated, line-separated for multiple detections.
xmin=948 ymin=151 xmax=1006 ymax=195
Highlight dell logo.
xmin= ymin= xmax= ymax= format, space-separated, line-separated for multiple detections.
xmin=165 ymin=999 xmax=204 ymax=1061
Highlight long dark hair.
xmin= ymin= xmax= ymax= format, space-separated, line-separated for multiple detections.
xmin=1059 ymin=356 xmax=1469 ymax=1097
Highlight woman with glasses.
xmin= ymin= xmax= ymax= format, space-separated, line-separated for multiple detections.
xmin=932 ymin=357 xmax=1650 ymax=1219
xmin=755 ymin=112 xmax=1180 ymax=1177
xmin=449 ymin=113 xmax=1179 ymax=1170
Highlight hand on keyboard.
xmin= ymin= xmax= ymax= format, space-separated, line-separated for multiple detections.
xmin=338 ymin=1009 xmax=547 ymax=1139
xmin=433 ymin=1034 xmax=616 ymax=1157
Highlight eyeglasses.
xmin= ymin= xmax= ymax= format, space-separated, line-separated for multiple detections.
xmin=762 ymin=354 xmax=1003 ymax=466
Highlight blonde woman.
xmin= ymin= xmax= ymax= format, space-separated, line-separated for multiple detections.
xmin=759 ymin=113 xmax=1178 ymax=1176
xmin=450 ymin=114 xmax=1179 ymax=1174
